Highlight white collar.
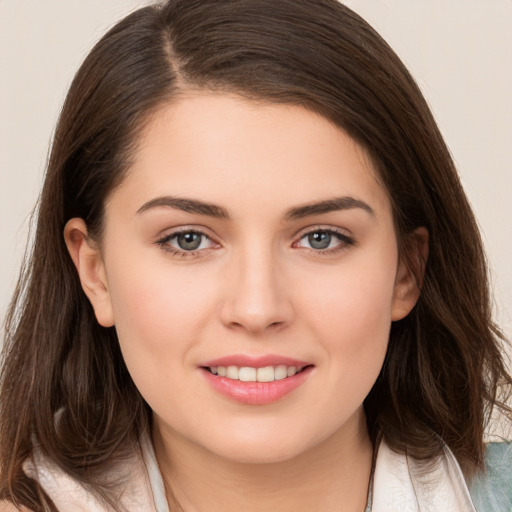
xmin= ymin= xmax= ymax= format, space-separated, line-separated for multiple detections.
xmin=24 ymin=434 xmax=476 ymax=512
xmin=371 ymin=438 xmax=476 ymax=511
xmin=23 ymin=434 xmax=168 ymax=512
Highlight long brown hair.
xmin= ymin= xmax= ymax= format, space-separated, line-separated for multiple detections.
xmin=2 ymin=0 xmax=510 ymax=509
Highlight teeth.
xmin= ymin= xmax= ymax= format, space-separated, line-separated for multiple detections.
xmin=226 ymin=366 xmax=239 ymax=379
xmin=257 ymin=366 xmax=275 ymax=383
xmin=274 ymin=365 xmax=288 ymax=380
xmin=209 ymin=365 xmax=303 ymax=382
xmin=239 ymin=367 xmax=257 ymax=382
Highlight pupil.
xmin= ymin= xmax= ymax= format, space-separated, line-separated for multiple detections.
xmin=178 ymin=232 xmax=201 ymax=250
xmin=308 ymin=232 xmax=331 ymax=249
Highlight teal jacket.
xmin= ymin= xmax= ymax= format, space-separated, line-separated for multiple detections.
xmin=471 ymin=442 xmax=512 ymax=511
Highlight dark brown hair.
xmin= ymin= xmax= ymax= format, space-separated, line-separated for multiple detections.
xmin=1 ymin=0 xmax=510 ymax=509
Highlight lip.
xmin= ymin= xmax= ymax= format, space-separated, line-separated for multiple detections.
xmin=201 ymin=354 xmax=311 ymax=368
xmin=199 ymin=355 xmax=314 ymax=405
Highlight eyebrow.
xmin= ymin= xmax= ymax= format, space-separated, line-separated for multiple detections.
xmin=136 ymin=195 xmax=374 ymax=220
xmin=283 ymin=196 xmax=374 ymax=220
xmin=137 ymin=197 xmax=229 ymax=218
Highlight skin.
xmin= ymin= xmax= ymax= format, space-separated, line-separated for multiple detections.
xmin=65 ymin=93 xmax=427 ymax=512
xmin=0 ymin=505 xmax=29 ymax=512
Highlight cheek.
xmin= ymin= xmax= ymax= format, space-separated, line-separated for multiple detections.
xmin=298 ymin=252 xmax=397 ymax=387
xmin=105 ymin=268 xmax=216 ymax=416
xmin=104 ymin=254 xmax=220 ymax=383
xmin=298 ymin=275 xmax=393 ymax=432
xmin=305 ymin=261 xmax=396 ymax=342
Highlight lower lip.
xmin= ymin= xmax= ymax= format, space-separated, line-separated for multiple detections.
xmin=201 ymin=366 xmax=313 ymax=405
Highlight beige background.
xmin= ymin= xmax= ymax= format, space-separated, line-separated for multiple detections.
xmin=1 ymin=1 xmax=511 ymax=347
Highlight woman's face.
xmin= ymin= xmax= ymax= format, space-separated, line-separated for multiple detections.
xmin=68 ymin=93 xmax=421 ymax=464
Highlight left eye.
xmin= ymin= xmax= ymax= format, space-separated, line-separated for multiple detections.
xmin=165 ymin=231 xmax=214 ymax=251
xmin=297 ymin=230 xmax=350 ymax=251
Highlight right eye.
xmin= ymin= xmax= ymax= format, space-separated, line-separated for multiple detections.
xmin=156 ymin=229 xmax=218 ymax=257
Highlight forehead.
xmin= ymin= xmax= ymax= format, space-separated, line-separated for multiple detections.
xmin=111 ymin=93 xmax=391 ymax=220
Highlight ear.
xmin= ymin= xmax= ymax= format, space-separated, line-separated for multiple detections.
xmin=391 ymin=227 xmax=429 ymax=321
xmin=64 ymin=218 xmax=115 ymax=327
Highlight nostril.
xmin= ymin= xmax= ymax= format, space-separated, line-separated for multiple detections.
xmin=219 ymin=284 xmax=295 ymax=333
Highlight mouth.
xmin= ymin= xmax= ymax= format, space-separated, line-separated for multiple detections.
xmin=203 ymin=364 xmax=310 ymax=382
xmin=199 ymin=357 xmax=314 ymax=405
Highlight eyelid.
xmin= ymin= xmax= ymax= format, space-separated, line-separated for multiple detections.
xmin=155 ymin=226 xmax=221 ymax=258
xmin=154 ymin=224 xmax=354 ymax=258
xmin=293 ymin=224 xmax=352 ymax=240
xmin=292 ymin=225 xmax=355 ymax=253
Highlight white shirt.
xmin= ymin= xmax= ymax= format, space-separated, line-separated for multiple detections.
xmin=24 ymin=433 xmax=500 ymax=512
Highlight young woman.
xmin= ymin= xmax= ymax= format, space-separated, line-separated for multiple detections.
xmin=1 ymin=1 xmax=511 ymax=511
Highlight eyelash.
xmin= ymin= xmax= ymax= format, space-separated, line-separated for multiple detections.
xmin=155 ymin=227 xmax=355 ymax=258
xmin=293 ymin=227 xmax=355 ymax=255
xmin=156 ymin=229 xmax=217 ymax=259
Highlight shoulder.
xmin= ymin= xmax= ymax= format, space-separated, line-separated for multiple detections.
xmin=0 ymin=501 xmax=32 ymax=512
xmin=470 ymin=441 xmax=512 ymax=512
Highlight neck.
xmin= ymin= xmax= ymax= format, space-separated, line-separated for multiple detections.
xmin=153 ymin=408 xmax=373 ymax=512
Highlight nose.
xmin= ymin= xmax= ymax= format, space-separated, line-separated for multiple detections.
xmin=219 ymin=245 xmax=294 ymax=335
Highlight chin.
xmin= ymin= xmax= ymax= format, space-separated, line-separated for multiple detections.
xmin=201 ymin=425 xmax=323 ymax=465
xmin=214 ymin=442 xmax=304 ymax=465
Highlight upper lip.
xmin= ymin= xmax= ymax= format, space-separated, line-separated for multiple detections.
xmin=201 ymin=354 xmax=313 ymax=368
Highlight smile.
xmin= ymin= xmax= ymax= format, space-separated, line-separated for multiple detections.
xmin=207 ymin=365 xmax=305 ymax=382
xmin=200 ymin=356 xmax=314 ymax=405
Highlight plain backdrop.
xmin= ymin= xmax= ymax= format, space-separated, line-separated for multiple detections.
xmin=1 ymin=1 xmax=511 ymax=347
